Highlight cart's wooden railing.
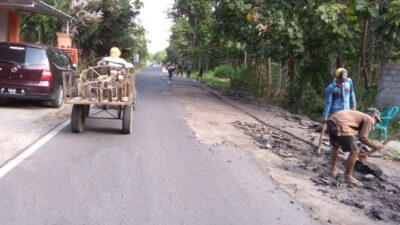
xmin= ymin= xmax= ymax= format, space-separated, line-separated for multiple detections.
xmin=63 ymin=65 xmax=136 ymax=105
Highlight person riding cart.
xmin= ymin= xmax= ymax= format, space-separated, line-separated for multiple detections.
xmin=97 ymin=47 xmax=133 ymax=82
xmin=98 ymin=47 xmax=133 ymax=69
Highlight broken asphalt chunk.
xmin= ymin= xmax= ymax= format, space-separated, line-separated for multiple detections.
xmin=369 ymin=207 xmax=385 ymax=220
xmin=340 ymin=199 xmax=365 ymax=209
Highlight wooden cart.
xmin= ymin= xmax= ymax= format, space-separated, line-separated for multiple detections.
xmin=62 ymin=65 xmax=136 ymax=134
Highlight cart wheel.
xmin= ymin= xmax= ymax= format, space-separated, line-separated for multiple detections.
xmin=71 ymin=105 xmax=86 ymax=133
xmin=117 ymin=106 xmax=122 ymax=119
xmin=84 ymin=105 xmax=90 ymax=118
xmin=122 ymin=105 xmax=132 ymax=134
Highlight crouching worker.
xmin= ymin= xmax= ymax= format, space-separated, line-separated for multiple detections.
xmin=327 ymin=108 xmax=384 ymax=186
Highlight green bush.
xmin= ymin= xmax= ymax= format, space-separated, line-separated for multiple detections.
xmin=230 ymin=65 xmax=248 ymax=91
xmin=301 ymin=82 xmax=325 ymax=121
xmin=201 ymin=70 xmax=231 ymax=88
xmin=355 ymin=84 xmax=379 ymax=112
xmin=213 ymin=65 xmax=232 ymax=78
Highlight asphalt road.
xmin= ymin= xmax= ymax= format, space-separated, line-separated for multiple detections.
xmin=0 ymin=67 xmax=320 ymax=225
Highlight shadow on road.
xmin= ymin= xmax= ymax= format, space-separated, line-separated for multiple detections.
xmin=0 ymin=97 xmax=50 ymax=108
xmin=79 ymin=123 xmax=124 ymax=135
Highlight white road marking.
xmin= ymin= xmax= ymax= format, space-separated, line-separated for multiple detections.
xmin=0 ymin=119 xmax=70 ymax=179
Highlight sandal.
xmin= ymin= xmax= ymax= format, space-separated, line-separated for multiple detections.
xmin=345 ymin=177 xmax=363 ymax=187
xmin=332 ymin=169 xmax=344 ymax=177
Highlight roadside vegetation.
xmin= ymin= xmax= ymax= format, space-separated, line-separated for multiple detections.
xmin=197 ymin=70 xmax=230 ymax=89
xmin=159 ymin=0 xmax=400 ymax=125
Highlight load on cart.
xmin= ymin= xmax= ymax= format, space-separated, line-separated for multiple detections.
xmin=62 ymin=47 xmax=136 ymax=134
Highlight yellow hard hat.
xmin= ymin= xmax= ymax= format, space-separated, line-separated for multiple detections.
xmin=110 ymin=47 xmax=121 ymax=58
xmin=335 ymin=68 xmax=348 ymax=78
xmin=335 ymin=68 xmax=348 ymax=82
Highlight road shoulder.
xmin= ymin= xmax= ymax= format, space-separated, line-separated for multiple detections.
xmin=166 ymin=75 xmax=400 ymax=225
xmin=0 ymin=99 xmax=71 ymax=167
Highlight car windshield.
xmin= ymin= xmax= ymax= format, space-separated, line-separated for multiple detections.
xmin=0 ymin=45 xmax=48 ymax=66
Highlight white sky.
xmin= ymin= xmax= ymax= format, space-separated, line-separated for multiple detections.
xmin=139 ymin=0 xmax=175 ymax=54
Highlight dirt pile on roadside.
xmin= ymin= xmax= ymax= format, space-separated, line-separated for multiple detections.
xmin=233 ymin=121 xmax=400 ymax=223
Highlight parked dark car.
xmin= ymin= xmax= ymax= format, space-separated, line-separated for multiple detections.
xmin=0 ymin=42 xmax=76 ymax=108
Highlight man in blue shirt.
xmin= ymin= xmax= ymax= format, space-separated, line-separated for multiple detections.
xmin=322 ymin=68 xmax=357 ymax=123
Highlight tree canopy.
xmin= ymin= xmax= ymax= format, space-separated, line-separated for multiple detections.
xmin=165 ymin=0 xmax=400 ymax=118
xmin=21 ymin=0 xmax=149 ymax=67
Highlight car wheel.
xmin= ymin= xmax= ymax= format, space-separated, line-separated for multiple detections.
xmin=51 ymin=85 xmax=64 ymax=108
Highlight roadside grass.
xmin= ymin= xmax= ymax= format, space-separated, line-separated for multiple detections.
xmin=194 ymin=70 xmax=231 ymax=89
xmin=132 ymin=67 xmax=141 ymax=74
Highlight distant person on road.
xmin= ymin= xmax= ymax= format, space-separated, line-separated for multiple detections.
xmin=176 ymin=64 xmax=183 ymax=76
xmin=168 ymin=65 xmax=175 ymax=80
xmin=197 ymin=67 xmax=204 ymax=82
xmin=186 ymin=63 xmax=192 ymax=78
xmin=322 ymin=68 xmax=356 ymax=123
xmin=327 ymin=108 xmax=384 ymax=186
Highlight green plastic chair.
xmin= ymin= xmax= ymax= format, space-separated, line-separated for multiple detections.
xmin=374 ymin=106 xmax=399 ymax=141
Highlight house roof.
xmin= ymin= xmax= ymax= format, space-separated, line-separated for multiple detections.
xmin=0 ymin=0 xmax=72 ymax=20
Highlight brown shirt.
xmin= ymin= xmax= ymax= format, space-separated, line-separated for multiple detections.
xmin=329 ymin=110 xmax=381 ymax=149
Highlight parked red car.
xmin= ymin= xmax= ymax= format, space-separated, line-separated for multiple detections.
xmin=0 ymin=42 xmax=76 ymax=108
